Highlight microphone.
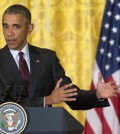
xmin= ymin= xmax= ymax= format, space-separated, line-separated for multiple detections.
xmin=0 ymin=81 xmax=14 ymax=103
xmin=15 ymin=80 xmax=28 ymax=104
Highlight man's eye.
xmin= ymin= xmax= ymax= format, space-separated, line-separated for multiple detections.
xmin=14 ymin=25 xmax=21 ymax=29
xmin=2 ymin=25 xmax=8 ymax=29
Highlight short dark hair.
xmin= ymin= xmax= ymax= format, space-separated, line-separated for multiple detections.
xmin=3 ymin=4 xmax=31 ymax=24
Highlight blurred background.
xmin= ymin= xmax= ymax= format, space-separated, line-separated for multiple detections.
xmin=0 ymin=0 xmax=106 ymax=128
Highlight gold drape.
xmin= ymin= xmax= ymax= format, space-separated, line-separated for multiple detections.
xmin=0 ymin=0 xmax=106 ymax=127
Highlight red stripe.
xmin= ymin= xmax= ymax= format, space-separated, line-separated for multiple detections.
xmin=84 ymin=120 xmax=94 ymax=134
xmin=102 ymin=118 xmax=112 ymax=134
xmin=91 ymin=81 xmax=96 ymax=90
xmin=110 ymin=95 xmax=120 ymax=123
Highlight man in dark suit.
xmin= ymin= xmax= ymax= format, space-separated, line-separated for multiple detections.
xmin=0 ymin=4 xmax=119 ymax=109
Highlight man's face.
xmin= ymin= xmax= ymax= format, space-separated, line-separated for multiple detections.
xmin=2 ymin=14 xmax=33 ymax=50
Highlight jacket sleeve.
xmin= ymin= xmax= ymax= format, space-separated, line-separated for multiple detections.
xmin=52 ymin=52 xmax=109 ymax=110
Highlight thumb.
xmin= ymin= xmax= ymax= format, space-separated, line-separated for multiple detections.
xmin=54 ymin=78 xmax=63 ymax=90
xmin=98 ymin=72 xmax=102 ymax=82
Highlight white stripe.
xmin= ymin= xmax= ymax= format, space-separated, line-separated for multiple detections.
xmin=86 ymin=109 xmax=102 ymax=134
xmin=103 ymin=99 xmax=120 ymax=134
xmin=92 ymin=61 xmax=100 ymax=89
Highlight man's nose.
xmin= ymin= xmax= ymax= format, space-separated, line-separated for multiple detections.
xmin=7 ymin=28 xmax=14 ymax=36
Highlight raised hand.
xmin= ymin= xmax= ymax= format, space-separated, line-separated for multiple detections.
xmin=45 ymin=78 xmax=77 ymax=105
xmin=96 ymin=72 xmax=120 ymax=99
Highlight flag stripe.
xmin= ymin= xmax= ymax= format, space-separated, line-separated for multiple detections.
xmin=84 ymin=120 xmax=94 ymax=134
xmin=85 ymin=109 xmax=102 ymax=134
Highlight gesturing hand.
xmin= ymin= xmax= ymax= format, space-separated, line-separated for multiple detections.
xmin=96 ymin=72 xmax=120 ymax=99
xmin=45 ymin=78 xmax=77 ymax=105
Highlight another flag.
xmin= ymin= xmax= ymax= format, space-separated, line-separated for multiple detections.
xmin=84 ymin=0 xmax=120 ymax=134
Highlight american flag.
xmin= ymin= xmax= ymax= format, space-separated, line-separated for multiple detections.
xmin=84 ymin=0 xmax=120 ymax=134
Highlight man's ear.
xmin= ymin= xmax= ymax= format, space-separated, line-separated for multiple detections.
xmin=27 ymin=24 xmax=34 ymax=34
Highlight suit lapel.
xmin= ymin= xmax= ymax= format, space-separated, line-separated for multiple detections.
xmin=28 ymin=45 xmax=42 ymax=97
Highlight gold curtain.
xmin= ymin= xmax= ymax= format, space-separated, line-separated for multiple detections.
xmin=0 ymin=0 xmax=106 ymax=127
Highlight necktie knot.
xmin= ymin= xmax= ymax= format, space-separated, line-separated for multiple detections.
xmin=19 ymin=51 xmax=24 ymax=60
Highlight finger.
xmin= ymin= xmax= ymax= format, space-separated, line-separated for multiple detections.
xmin=116 ymin=85 xmax=120 ymax=88
xmin=112 ymin=90 xmax=120 ymax=96
xmin=114 ymin=90 xmax=120 ymax=94
xmin=114 ymin=85 xmax=120 ymax=89
xmin=112 ymin=90 xmax=118 ymax=96
xmin=108 ymin=81 xmax=116 ymax=86
xmin=65 ymin=92 xmax=78 ymax=97
xmin=64 ymin=88 xmax=77 ymax=94
xmin=112 ymin=85 xmax=120 ymax=90
xmin=54 ymin=78 xmax=63 ymax=90
xmin=60 ymin=83 xmax=73 ymax=90
xmin=63 ymin=97 xmax=76 ymax=102
xmin=98 ymin=72 xmax=102 ymax=82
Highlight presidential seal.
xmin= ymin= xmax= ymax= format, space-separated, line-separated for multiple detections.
xmin=0 ymin=102 xmax=27 ymax=134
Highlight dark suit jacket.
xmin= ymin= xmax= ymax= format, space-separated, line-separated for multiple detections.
xmin=0 ymin=44 xmax=109 ymax=109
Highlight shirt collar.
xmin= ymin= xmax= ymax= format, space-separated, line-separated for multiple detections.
xmin=21 ymin=43 xmax=29 ymax=57
xmin=10 ymin=43 xmax=29 ymax=59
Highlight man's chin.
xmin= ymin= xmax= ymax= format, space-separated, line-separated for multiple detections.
xmin=7 ymin=44 xmax=17 ymax=50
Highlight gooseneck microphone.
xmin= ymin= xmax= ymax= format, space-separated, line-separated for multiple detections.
xmin=0 ymin=81 xmax=14 ymax=103
xmin=15 ymin=80 xmax=28 ymax=104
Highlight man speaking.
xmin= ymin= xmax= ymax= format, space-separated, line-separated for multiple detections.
xmin=0 ymin=4 xmax=119 ymax=109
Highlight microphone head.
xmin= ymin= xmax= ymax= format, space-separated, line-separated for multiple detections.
xmin=19 ymin=80 xmax=28 ymax=91
xmin=4 ymin=81 xmax=14 ymax=92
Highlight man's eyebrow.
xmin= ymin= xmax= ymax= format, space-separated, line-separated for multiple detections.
xmin=2 ymin=23 xmax=21 ymax=26
xmin=2 ymin=23 xmax=8 ymax=25
xmin=13 ymin=24 xmax=21 ymax=26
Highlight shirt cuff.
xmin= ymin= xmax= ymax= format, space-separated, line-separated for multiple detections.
xmin=96 ymin=91 xmax=105 ymax=101
xmin=44 ymin=97 xmax=45 ymax=107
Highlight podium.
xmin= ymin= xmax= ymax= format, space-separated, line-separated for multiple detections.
xmin=23 ymin=107 xmax=84 ymax=134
